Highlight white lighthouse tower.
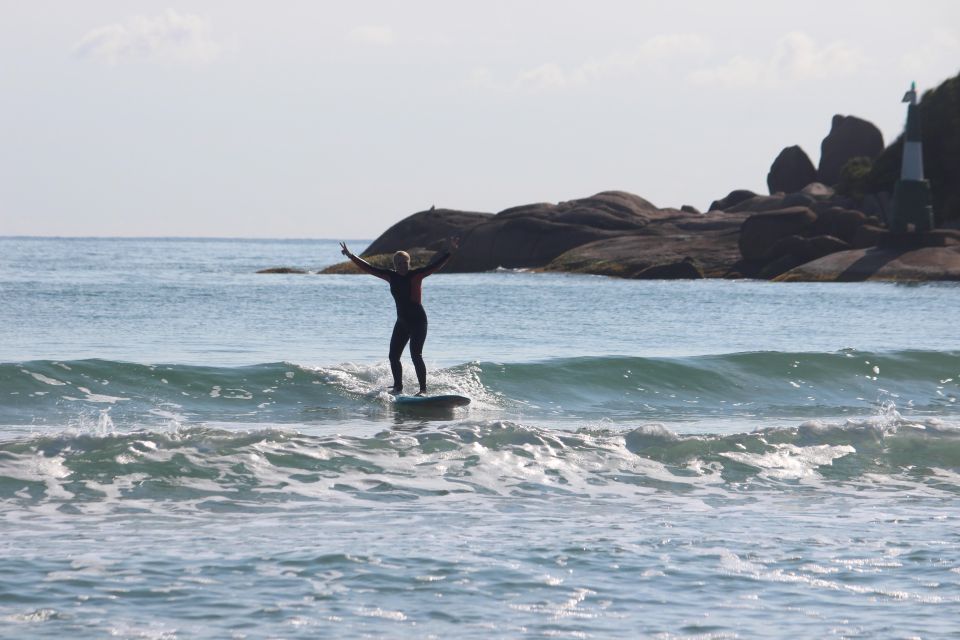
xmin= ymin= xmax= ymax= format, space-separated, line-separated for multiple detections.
xmin=891 ymin=82 xmax=934 ymax=232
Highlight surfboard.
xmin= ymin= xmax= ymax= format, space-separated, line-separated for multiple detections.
xmin=392 ymin=394 xmax=471 ymax=408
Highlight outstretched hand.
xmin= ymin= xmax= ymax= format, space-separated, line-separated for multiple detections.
xmin=339 ymin=242 xmax=350 ymax=257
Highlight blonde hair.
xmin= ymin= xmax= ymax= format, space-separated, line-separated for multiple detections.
xmin=393 ymin=251 xmax=410 ymax=262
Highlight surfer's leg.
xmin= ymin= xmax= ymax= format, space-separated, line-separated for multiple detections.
xmin=388 ymin=321 xmax=410 ymax=393
xmin=409 ymin=319 xmax=428 ymax=394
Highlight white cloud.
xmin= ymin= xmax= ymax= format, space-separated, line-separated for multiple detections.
xmin=516 ymin=63 xmax=569 ymax=91
xmin=689 ymin=32 xmax=865 ymax=89
xmin=772 ymin=32 xmax=864 ymax=79
xmin=474 ymin=33 xmax=711 ymax=92
xmin=346 ymin=25 xmax=396 ymax=46
xmin=75 ymin=9 xmax=220 ymax=65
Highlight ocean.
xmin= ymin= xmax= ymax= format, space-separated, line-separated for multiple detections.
xmin=1 ymin=237 xmax=959 ymax=639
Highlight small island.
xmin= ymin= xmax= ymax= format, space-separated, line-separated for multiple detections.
xmin=267 ymin=71 xmax=960 ymax=283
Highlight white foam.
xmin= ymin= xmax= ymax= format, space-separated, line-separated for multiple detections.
xmin=720 ymin=443 xmax=855 ymax=480
xmin=21 ymin=370 xmax=67 ymax=386
xmin=356 ymin=607 xmax=407 ymax=621
xmin=75 ymin=387 xmax=129 ymax=404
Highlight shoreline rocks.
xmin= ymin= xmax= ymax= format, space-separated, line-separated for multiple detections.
xmin=305 ymin=189 xmax=956 ymax=283
xmin=776 ymin=246 xmax=960 ymax=282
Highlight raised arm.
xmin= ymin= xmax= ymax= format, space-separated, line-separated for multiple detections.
xmin=410 ymin=237 xmax=459 ymax=278
xmin=340 ymin=242 xmax=391 ymax=280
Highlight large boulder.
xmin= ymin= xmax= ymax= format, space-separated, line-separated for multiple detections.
xmin=776 ymin=246 xmax=960 ymax=282
xmin=759 ymin=233 xmax=851 ymax=279
xmin=636 ymin=258 xmax=704 ymax=280
xmin=727 ymin=194 xmax=788 ymax=214
xmin=810 ymin=207 xmax=868 ymax=243
xmin=545 ymin=210 xmax=749 ymax=278
xmin=725 ymin=189 xmax=835 ymax=215
xmin=452 ymin=215 xmax=623 ymax=271
xmin=708 ymin=189 xmax=757 ymax=212
xmin=818 ymin=115 xmax=884 ymax=186
xmin=362 ymin=208 xmax=493 ymax=256
xmin=767 ymin=146 xmax=817 ymax=194
xmin=738 ymin=207 xmax=818 ymax=261
xmin=852 ymin=224 xmax=888 ymax=249
xmin=447 ymin=191 xmax=662 ymax=271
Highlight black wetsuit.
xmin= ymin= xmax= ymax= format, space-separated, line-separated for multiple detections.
xmin=347 ymin=251 xmax=452 ymax=393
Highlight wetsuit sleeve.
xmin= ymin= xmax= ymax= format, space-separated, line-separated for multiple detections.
xmin=346 ymin=253 xmax=392 ymax=281
xmin=410 ymin=251 xmax=452 ymax=278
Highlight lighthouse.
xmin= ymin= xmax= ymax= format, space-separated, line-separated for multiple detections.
xmin=890 ymin=82 xmax=934 ymax=232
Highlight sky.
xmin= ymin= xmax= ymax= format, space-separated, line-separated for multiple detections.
xmin=1 ymin=1 xmax=958 ymax=239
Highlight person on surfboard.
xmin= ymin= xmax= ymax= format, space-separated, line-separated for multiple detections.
xmin=339 ymin=237 xmax=459 ymax=396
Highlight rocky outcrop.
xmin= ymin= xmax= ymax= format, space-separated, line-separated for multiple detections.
xmin=256 ymin=267 xmax=308 ymax=274
xmin=758 ymin=235 xmax=851 ymax=279
xmin=362 ymin=208 xmax=493 ymax=256
xmin=776 ymin=246 xmax=960 ymax=282
xmin=735 ymin=200 xmax=881 ymax=277
xmin=767 ymin=146 xmax=817 ymax=195
xmin=714 ymin=183 xmax=840 ymax=215
xmin=304 ymin=71 xmax=960 ymax=282
xmin=322 ymin=192 xmax=750 ymax=279
xmin=708 ymin=189 xmax=756 ymax=212
xmin=739 ymin=207 xmax=818 ymax=262
xmin=818 ymin=115 xmax=884 ymax=186
xmin=443 ymin=191 xmax=663 ymax=272
xmin=637 ymin=258 xmax=705 ymax=279
xmin=545 ymin=211 xmax=748 ymax=278
xmin=810 ymin=208 xmax=868 ymax=244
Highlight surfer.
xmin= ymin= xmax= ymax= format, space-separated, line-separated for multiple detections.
xmin=339 ymin=238 xmax=459 ymax=396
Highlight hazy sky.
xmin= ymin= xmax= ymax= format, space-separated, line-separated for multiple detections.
xmin=1 ymin=1 xmax=958 ymax=238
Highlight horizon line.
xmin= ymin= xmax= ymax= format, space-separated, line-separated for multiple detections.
xmin=0 ymin=235 xmax=373 ymax=242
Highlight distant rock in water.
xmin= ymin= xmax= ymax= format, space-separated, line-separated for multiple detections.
xmin=257 ymin=267 xmax=308 ymax=274
xmin=767 ymin=146 xmax=817 ymax=195
xmin=817 ymin=115 xmax=883 ymax=186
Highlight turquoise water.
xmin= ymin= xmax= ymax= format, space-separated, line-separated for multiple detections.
xmin=2 ymin=237 xmax=960 ymax=638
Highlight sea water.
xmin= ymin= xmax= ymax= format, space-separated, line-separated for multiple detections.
xmin=1 ymin=237 xmax=959 ymax=639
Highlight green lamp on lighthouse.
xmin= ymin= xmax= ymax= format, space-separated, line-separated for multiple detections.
xmin=890 ymin=82 xmax=934 ymax=232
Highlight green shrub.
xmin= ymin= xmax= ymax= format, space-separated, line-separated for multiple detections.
xmin=836 ymin=156 xmax=874 ymax=198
